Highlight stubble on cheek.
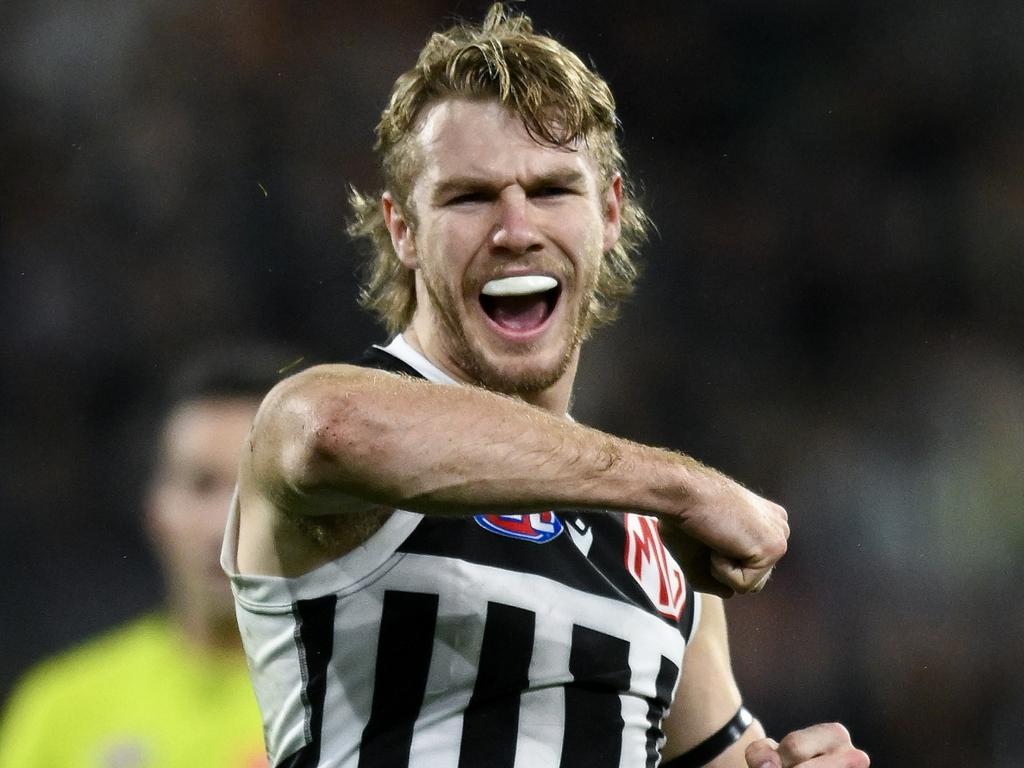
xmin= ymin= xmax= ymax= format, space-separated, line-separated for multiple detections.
xmin=413 ymin=224 xmax=604 ymax=396
xmin=417 ymin=262 xmax=570 ymax=394
xmin=417 ymin=261 xmax=487 ymax=380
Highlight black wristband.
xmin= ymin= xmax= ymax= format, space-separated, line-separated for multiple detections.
xmin=662 ymin=705 xmax=754 ymax=768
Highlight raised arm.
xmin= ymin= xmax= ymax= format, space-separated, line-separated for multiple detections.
xmin=239 ymin=363 xmax=788 ymax=594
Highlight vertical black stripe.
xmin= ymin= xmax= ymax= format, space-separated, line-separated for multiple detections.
xmin=358 ymin=590 xmax=439 ymax=768
xmin=458 ymin=602 xmax=536 ymax=768
xmin=644 ymin=656 xmax=680 ymax=768
xmin=560 ymin=626 xmax=631 ymax=768
xmin=276 ymin=594 xmax=338 ymax=768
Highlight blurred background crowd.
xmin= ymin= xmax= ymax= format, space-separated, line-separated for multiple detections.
xmin=1 ymin=1 xmax=1021 ymax=765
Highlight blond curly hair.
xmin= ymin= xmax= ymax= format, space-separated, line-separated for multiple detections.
xmin=348 ymin=3 xmax=650 ymax=335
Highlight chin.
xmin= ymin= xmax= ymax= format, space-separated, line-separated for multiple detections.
xmin=471 ymin=336 xmax=575 ymax=394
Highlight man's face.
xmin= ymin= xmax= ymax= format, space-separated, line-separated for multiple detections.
xmin=146 ymin=397 xmax=257 ymax=628
xmin=387 ymin=98 xmax=621 ymax=396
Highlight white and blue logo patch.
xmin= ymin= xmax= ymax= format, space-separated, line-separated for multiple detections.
xmin=474 ymin=512 xmax=564 ymax=543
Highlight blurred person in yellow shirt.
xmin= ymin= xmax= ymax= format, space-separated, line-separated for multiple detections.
xmin=0 ymin=344 xmax=294 ymax=768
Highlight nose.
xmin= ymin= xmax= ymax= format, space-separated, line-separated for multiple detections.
xmin=491 ymin=188 xmax=542 ymax=255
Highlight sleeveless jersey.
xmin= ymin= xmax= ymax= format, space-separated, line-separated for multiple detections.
xmin=222 ymin=336 xmax=702 ymax=768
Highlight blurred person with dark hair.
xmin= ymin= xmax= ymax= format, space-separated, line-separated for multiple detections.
xmin=0 ymin=343 xmax=294 ymax=768
xmin=222 ymin=5 xmax=867 ymax=768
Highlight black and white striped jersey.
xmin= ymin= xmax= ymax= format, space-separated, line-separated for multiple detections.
xmin=222 ymin=336 xmax=702 ymax=768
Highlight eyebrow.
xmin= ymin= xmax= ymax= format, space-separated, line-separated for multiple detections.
xmin=431 ymin=169 xmax=588 ymax=203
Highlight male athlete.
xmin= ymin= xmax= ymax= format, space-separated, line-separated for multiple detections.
xmin=222 ymin=6 xmax=868 ymax=767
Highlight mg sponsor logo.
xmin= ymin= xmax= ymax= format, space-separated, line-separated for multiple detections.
xmin=624 ymin=513 xmax=686 ymax=620
xmin=474 ymin=512 xmax=564 ymax=543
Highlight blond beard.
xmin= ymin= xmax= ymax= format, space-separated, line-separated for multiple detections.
xmin=418 ymin=265 xmax=593 ymax=396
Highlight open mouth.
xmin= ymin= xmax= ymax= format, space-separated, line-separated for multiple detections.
xmin=479 ymin=275 xmax=561 ymax=334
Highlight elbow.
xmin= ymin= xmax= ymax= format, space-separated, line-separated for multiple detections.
xmin=265 ymin=367 xmax=369 ymax=496
xmin=301 ymin=398 xmax=358 ymax=485
xmin=255 ymin=363 xmax=412 ymax=508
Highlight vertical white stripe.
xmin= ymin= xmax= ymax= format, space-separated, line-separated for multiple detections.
xmin=627 ymin=628 xmax=669 ymax=700
xmin=323 ymin=595 xmax=381 ymax=768
xmin=407 ymin=586 xmax=486 ymax=768
xmin=619 ymin=641 xmax=663 ymax=768
xmin=689 ymin=591 xmax=703 ymax=641
xmin=513 ymin=606 xmax=572 ymax=768
xmin=619 ymin=691 xmax=654 ymax=768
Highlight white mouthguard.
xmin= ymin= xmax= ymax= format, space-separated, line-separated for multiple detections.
xmin=481 ymin=275 xmax=558 ymax=297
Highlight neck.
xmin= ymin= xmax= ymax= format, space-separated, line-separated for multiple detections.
xmin=400 ymin=326 xmax=578 ymax=415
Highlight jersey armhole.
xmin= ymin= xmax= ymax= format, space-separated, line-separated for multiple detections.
xmin=689 ymin=590 xmax=703 ymax=639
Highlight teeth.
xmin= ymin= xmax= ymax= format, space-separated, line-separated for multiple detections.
xmin=481 ymin=275 xmax=558 ymax=297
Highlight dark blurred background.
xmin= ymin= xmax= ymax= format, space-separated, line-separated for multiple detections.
xmin=2 ymin=1 xmax=1022 ymax=765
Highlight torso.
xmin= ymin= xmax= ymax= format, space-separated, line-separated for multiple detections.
xmin=221 ymin=341 xmax=701 ymax=768
xmin=224 ymin=504 xmax=698 ymax=768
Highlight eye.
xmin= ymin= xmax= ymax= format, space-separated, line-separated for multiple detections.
xmin=447 ymin=191 xmax=490 ymax=206
xmin=531 ymin=186 xmax=572 ymax=198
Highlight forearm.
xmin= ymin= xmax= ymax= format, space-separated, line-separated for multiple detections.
xmin=252 ymin=363 xmax=716 ymax=518
xmin=247 ymin=364 xmax=788 ymax=594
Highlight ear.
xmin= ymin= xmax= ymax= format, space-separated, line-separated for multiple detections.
xmin=602 ymin=174 xmax=623 ymax=252
xmin=382 ymin=192 xmax=418 ymax=269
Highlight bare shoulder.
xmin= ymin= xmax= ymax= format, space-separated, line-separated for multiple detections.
xmin=242 ymin=362 xmax=410 ymax=509
xmin=253 ymin=362 xmax=394 ymax=427
xmin=233 ymin=362 xmax=402 ymax=577
xmin=247 ymin=362 xmax=437 ymax=473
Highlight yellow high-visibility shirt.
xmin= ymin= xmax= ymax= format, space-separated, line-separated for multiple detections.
xmin=0 ymin=614 xmax=266 ymax=768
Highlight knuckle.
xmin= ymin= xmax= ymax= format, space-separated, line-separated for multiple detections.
xmin=851 ymin=748 xmax=871 ymax=767
xmin=826 ymin=721 xmax=851 ymax=742
xmin=776 ymin=537 xmax=788 ymax=557
xmin=778 ymin=732 xmax=801 ymax=754
xmin=743 ymin=740 xmax=771 ymax=764
xmin=764 ymin=537 xmax=787 ymax=562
